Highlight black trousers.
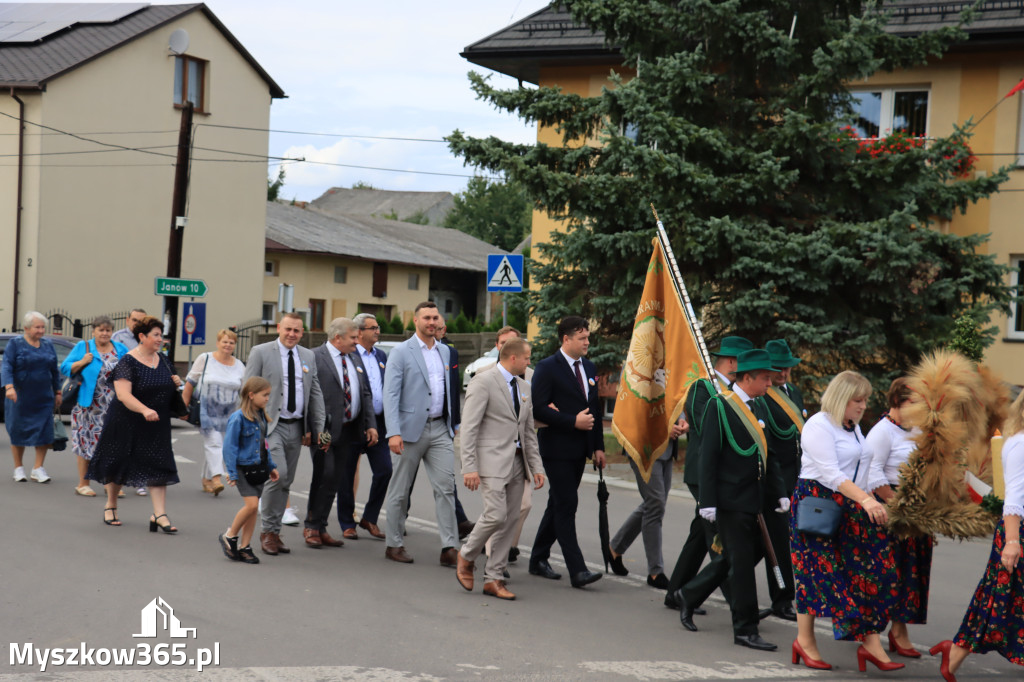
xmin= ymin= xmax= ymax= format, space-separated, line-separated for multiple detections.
xmin=530 ymin=457 xmax=587 ymax=575
xmin=336 ymin=412 xmax=392 ymax=528
xmin=305 ymin=422 xmax=359 ymax=531
xmin=716 ymin=509 xmax=767 ymax=636
xmin=672 ymin=484 xmax=733 ymax=607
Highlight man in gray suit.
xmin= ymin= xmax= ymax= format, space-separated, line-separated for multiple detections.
xmin=382 ymin=301 xmax=459 ymax=565
xmin=306 ymin=317 xmax=376 ymax=548
xmin=243 ymin=312 xmax=325 ymax=556
xmin=456 ymin=338 xmax=545 ymax=600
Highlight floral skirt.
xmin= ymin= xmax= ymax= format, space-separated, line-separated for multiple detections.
xmin=790 ymin=478 xmax=898 ymax=641
xmin=952 ymin=518 xmax=1024 ymax=665
xmin=890 ymin=530 xmax=933 ymax=624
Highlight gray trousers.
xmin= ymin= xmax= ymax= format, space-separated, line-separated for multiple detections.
xmin=461 ymin=454 xmax=526 ymax=582
xmin=259 ymin=420 xmax=303 ymax=534
xmin=610 ymin=452 xmax=673 ymax=575
xmin=383 ymin=419 xmax=458 ymax=549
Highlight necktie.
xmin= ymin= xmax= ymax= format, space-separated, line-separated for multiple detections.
xmin=341 ymin=355 xmax=352 ymax=421
xmin=511 ymin=378 xmax=520 ymax=419
xmin=574 ymin=360 xmax=586 ymax=397
xmin=782 ymin=384 xmax=790 ymax=397
xmin=287 ymin=349 xmax=296 ymax=413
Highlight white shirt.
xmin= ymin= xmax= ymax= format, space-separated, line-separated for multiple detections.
xmin=864 ymin=416 xmax=918 ymax=491
xmin=416 ymin=334 xmax=445 ymax=419
xmin=714 ymin=369 xmax=732 ymax=391
xmin=731 ymin=383 xmax=754 ymax=406
xmin=277 ymin=339 xmax=304 ymax=419
xmin=560 ymin=348 xmax=588 ymax=399
xmin=328 ymin=343 xmax=360 ymax=423
xmin=798 ymin=412 xmax=868 ymax=492
xmin=497 ymin=362 xmax=521 ymax=447
xmin=359 ymin=344 xmax=384 ymax=415
xmin=1003 ymin=432 xmax=1024 ymax=518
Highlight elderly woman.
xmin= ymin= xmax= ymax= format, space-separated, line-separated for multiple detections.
xmin=864 ymin=377 xmax=932 ymax=658
xmin=181 ymin=329 xmax=245 ymax=495
xmin=61 ymin=316 xmax=129 ymax=496
xmin=87 ymin=316 xmax=183 ymax=531
xmin=790 ymin=371 xmax=901 ymax=673
xmin=930 ymin=389 xmax=1024 ymax=681
xmin=3 ymin=311 xmax=62 ymax=483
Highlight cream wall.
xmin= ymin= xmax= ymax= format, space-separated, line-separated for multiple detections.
xmin=1 ymin=10 xmax=274 ymax=362
xmin=263 ymin=252 xmax=430 ymax=328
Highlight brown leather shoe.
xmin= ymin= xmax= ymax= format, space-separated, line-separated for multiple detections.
xmin=260 ymin=532 xmax=279 ymax=556
xmin=483 ymin=580 xmax=515 ymax=600
xmin=319 ymin=530 xmax=344 ymax=547
xmin=385 ymin=546 xmax=414 ymax=563
xmin=342 ymin=528 xmax=358 ymax=540
xmin=456 ymin=552 xmax=474 ymax=591
xmin=303 ymin=528 xmax=322 ymax=548
xmin=273 ymin=532 xmax=290 ymax=553
xmin=440 ymin=547 xmax=458 ymax=568
xmin=458 ymin=520 xmax=475 ymax=540
xmin=358 ymin=518 xmax=386 ymax=539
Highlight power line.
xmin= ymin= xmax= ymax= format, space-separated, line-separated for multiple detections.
xmin=195 ymin=122 xmax=448 ymax=143
xmin=0 ymin=110 xmax=179 ymax=159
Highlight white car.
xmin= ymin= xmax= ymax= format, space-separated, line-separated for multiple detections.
xmin=462 ymin=346 xmax=499 ymax=390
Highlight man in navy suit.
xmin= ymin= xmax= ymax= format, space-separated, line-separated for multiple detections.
xmin=528 ymin=316 xmax=605 ymax=588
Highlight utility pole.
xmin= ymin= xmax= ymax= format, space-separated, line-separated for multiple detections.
xmin=164 ymin=101 xmax=193 ymax=363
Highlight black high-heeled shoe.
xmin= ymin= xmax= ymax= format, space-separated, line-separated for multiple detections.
xmin=103 ymin=507 xmax=121 ymax=526
xmin=608 ymin=547 xmax=629 ymax=576
xmin=601 ymin=543 xmax=614 ymax=573
xmin=150 ymin=514 xmax=178 ymax=534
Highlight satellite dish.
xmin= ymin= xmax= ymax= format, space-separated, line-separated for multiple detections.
xmin=168 ymin=29 xmax=189 ymax=55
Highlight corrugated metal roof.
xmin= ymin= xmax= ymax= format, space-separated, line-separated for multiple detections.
xmin=0 ymin=2 xmax=284 ymax=97
xmin=266 ymin=201 xmax=505 ymax=273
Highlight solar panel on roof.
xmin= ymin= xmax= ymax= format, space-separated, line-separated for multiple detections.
xmin=0 ymin=2 xmax=148 ymax=43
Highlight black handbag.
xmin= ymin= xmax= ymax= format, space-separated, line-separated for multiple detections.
xmin=238 ymin=418 xmax=270 ymax=486
xmin=60 ymin=340 xmax=94 ymax=404
xmin=52 ymin=411 xmax=68 ymax=452
xmin=160 ymin=354 xmax=190 ymax=418
xmin=186 ymin=353 xmax=208 ymax=426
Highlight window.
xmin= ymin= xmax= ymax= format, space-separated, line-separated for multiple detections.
xmin=372 ymin=262 xmax=388 ymax=298
xmin=849 ymin=88 xmax=929 ymax=138
xmin=1009 ymin=256 xmax=1024 ymax=340
xmin=408 ymin=273 xmax=419 ymax=290
xmin=261 ymin=302 xmax=276 ymax=324
xmin=264 ymin=260 xmax=278 ymax=276
xmin=173 ymin=55 xmax=206 ymax=112
xmin=334 ymin=265 xmax=347 ymax=284
xmin=309 ymin=299 xmax=326 ymax=332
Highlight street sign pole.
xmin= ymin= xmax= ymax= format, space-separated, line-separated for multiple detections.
xmin=502 ymin=293 xmax=507 ymax=327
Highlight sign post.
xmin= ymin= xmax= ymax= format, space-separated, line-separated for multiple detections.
xmin=486 ymin=254 xmax=524 ymax=327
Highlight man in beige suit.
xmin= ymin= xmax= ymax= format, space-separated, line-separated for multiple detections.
xmin=456 ymin=338 xmax=545 ymax=600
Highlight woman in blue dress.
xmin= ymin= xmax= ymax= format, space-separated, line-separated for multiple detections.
xmin=2 ymin=311 xmax=62 ymax=484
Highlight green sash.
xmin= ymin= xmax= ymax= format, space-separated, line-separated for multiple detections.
xmin=764 ymin=386 xmax=804 ymax=439
xmin=715 ymin=390 xmax=767 ymax=461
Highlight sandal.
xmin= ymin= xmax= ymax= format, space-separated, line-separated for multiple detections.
xmin=149 ymin=514 xmax=178 ymax=534
xmin=117 ymin=488 xmax=126 ymax=498
xmin=75 ymin=485 xmax=97 ymax=497
xmin=103 ymin=507 xmax=121 ymax=526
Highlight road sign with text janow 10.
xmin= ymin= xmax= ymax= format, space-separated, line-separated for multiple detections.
xmin=154 ymin=277 xmax=208 ymax=297
xmin=487 ymin=254 xmax=524 ymax=292
xmin=181 ymin=302 xmax=206 ymax=346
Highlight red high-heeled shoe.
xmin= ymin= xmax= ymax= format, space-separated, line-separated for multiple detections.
xmin=792 ymin=639 xmax=832 ymax=670
xmin=857 ymin=645 xmax=905 ymax=672
xmin=888 ymin=630 xmax=921 ymax=658
xmin=929 ymin=640 xmax=957 ymax=682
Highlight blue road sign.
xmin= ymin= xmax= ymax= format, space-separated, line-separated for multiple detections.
xmin=181 ymin=302 xmax=206 ymax=346
xmin=487 ymin=254 xmax=524 ymax=292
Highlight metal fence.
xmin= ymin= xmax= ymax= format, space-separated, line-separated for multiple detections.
xmin=35 ymin=308 xmax=130 ymax=339
xmin=230 ymin=318 xmax=273 ymax=363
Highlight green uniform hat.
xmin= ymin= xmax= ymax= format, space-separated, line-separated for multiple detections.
xmin=765 ymin=339 xmax=801 ymax=368
xmin=736 ymin=349 xmax=780 ymax=374
xmin=710 ymin=336 xmax=753 ymax=358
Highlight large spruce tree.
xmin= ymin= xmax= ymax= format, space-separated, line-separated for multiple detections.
xmin=448 ymin=0 xmax=1010 ymax=395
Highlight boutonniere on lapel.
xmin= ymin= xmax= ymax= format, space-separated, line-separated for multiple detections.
xmin=587 ymin=377 xmax=596 ymax=387
xmin=445 ymin=365 xmax=450 ymax=371
xmin=379 ymin=361 xmax=386 ymax=369
xmin=302 ymin=363 xmax=309 ymax=373
xmin=802 ymin=409 xmax=808 ymax=417
xmin=356 ymin=366 xmax=364 ymax=374
xmin=757 ymin=419 xmax=766 ymax=428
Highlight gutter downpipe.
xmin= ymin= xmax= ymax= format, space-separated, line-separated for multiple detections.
xmin=9 ymin=89 xmax=23 ymax=331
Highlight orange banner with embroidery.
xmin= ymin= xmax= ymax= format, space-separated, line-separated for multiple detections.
xmin=612 ymin=237 xmax=709 ymax=483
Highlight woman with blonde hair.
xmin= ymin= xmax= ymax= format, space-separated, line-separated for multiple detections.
xmin=790 ymin=370 xmax=901 ymax=672
xmin=181 ymin=329 xmax=245 ymax=495
xmin=930 ymin=389 xmax=1024 ymax=680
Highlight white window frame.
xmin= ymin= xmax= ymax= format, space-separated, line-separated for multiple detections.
xmin=265 ymin=260 xmax=278 ymax=276
xmin=849 ymin=87 xmax=930 ymax=139
xmin=1009 ymin=255 xmax=1024 ymax=340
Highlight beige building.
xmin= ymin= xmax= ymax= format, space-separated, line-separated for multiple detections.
xmin=0 ymin=3 xmax=283 ymax=360
xmin=264 ymin=202 xmax=503 ymax=331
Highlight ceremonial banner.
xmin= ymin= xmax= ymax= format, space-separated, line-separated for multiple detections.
xmin=612 ymin=237 xmax=709 ymax=482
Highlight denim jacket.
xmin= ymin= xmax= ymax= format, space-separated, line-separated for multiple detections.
xmin=222 ymin=410 xmax=276 ymax=481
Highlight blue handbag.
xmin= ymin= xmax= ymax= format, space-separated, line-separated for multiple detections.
xmin=796 ymin=460 xmax=860 ymax=538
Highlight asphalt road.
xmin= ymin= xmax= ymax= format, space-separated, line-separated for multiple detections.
xmin=0 ymin=420 xmax=1020 ymax=680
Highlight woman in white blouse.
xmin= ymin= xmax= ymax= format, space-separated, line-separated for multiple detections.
xmin=790 ymin=371 xmax=901 ymax=673
xmin=181 ymin=329 xmax=246 ymax=495
xmin=864 ymin=377 xmax=932 ymax=659
xmin=930 ymin=389 xmax=1024 ymax=681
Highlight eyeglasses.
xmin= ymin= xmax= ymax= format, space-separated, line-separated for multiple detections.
xmin=361 ymin=325 xmax=380 ymax=331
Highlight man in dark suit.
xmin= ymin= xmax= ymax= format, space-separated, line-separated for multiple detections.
xmin=528 ymin=316 xmax=605 ymax=589
xmin=696 ymin=349 xmax=788 ymax=652
xmin=336 ymin=313 xmax=391 ymax=539
xmin=306 ymin=317 xmax=376 ymax=548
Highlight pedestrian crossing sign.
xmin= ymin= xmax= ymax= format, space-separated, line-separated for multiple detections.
xmin=487 ymin=254 xmax=524 ymax=292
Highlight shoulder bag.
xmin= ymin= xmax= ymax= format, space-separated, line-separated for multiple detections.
xmin=60 ymin=339 xmax=94 ymax=405
xmin=186 ymin=353 xmax=208 ymax=426
xmin=159 ymin=354 xmax=190 ymax=419
xmin=795 ymin=459 xmax=861 ymax=538
xmin=52 ymin=408 xmax=68 ymax=451
xmin=237 ymin=417 xmax=271 ymax=486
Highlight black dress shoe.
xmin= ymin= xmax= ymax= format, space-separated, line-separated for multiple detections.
xmin=693 ymin=607 xmax=707 ymax=615
xmin=664 ymin=591 xmax=680 ymax=609
xmin=757 ymin=608 xmax=773 ymax=622
xmin=772 ymin=604 xmax=798 ymax=621
xmin=528 ymin=559 xmax=562 ymax=580
xmin=672 ymin=590 xmax=698 ymax=632
xmin=570 ymin=570 xmax=602 ymax=588
xmin=734 ymin=634 xmax=778 ymax=651
xmin=647 ymin=573 xmax=669 ymax=589
xmin=508 ymin=546 xmax=519 ymax=563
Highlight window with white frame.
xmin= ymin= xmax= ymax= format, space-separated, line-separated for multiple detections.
xmin=849 ymin=88 xmax=929 ymax=138
xmin=1009 ymin=255 xmax=1024 ymax=340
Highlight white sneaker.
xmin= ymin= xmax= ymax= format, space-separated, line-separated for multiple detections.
xmin=281 ymin=506 xmax=301 ymax=526
xmin=136 ymin=486 xmax=148 ymax=496
xmin=13 ymin=466 xmax=27 ymax=482
xmin=30 ymin=467 xmax=51 ymax=483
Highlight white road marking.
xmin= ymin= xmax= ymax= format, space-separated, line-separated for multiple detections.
xmin=579 ymin=660 xmax=820 ymax=680
xmin=173 ymin=455 xmax=195 ymax=464
xmin=0 ymin=666 xmax=444 ymax=681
